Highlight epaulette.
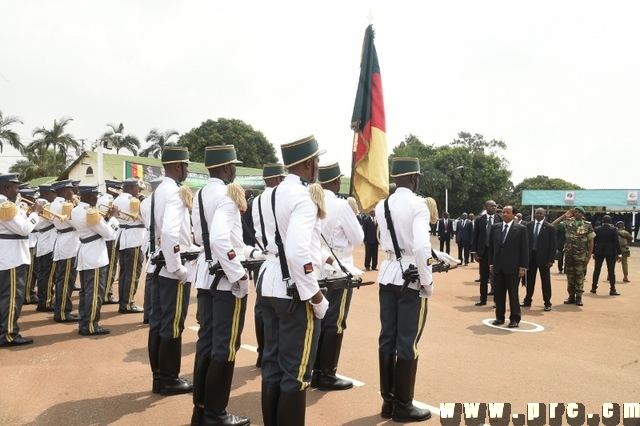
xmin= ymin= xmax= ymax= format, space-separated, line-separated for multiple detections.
xmin=179 ymin=186 xmax=194 ymax=211
xmin=129 ymin=197 xmax=141 ymax=213
xmin=61 ymin=202 xmax=74 ymax=217
xmin=0 ymin=201 xmax=18 ymax=221
xmin=86 ymin=208 xmax=101 ymax=226
xmin=308 ymin=183 xmax=327 ymax=219
xmin=227 ymin=182 xmax=248 ymax=213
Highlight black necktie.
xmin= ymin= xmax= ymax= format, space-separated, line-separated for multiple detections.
xmin=533 ymin=222 xmax=540 ymax=250
xmin=501 ymin=224 xmax=508 ymax=244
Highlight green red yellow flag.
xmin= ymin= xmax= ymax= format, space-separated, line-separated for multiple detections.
xmin=350 ymin=24 xmax=389 ymax=212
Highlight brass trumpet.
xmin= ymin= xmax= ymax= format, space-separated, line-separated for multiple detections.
xmin=20 ymin=198 xmax=67 ymax=222
xmin=98 ymin=203 xmax=139 ymax=221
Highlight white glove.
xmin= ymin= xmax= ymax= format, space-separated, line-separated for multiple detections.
xmin=310 ymin=295 xmax=329 ymax=319
xmin=419 ymin=283 xmax=433 ymax=298
xmin=231 ymin=277 xmax=250 ymax=298
xmin=243 ymin=246 xmax=266 ymax=260
xmin=323 ymin=262 xmax=339 ymax=276
xmin=433 ymin=249 xmax=458 ymax=264
xmin=175 ymin=265 xmax=190 ymax=283
xmin=342 ymin=263 xmax=364 ymax=277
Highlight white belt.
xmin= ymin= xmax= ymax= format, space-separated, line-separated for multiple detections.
xmin=266 ymin=253 xmax=280 ymax=263
xmin=385 ymin=252 xmax=416 ymax=263
xmin=322 ymin=245 xmax=353 ymax=258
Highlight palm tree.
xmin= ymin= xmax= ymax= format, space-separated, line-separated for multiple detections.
xmin=102 ymin=123 xmax=140 ymax=155
xmin=30 ymin=117 xmax=80 ymax=176
xmin=9 ymin=147 xmax=65 ymax=182
xmin=140 ymin=128 xmax=180 ymax=158
xmin=0 ymin=110 xmax=25 ymax=154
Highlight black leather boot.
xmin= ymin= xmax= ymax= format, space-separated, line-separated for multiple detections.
xmin=310 ymin=331 xmax=324 ymax=388
xmin=277 ymin=390 xmax=306 ymax=426
xmin=392 ymin=358 xmax=431 ymax=423
xmin=317 ymin=332 xmax=352 ymax=391
xmin=379 ymin=350 xmax=395 ymax=419
xmin=191 ymin=353 xmax=211 ymax=425
xmin=159 ymin=336 xmax=193 ymax=396
xmin=202 ymin=360 xmax=249 ymax=426
xmin=255 ymin=312 xmax=264 ymax=368
xmin=148 ymin=332 xmax=161 ymax=394
xmin=261 ymin=381 xmax=280 ymax=426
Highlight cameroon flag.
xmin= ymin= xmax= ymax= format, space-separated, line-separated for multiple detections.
xmin=350 ymin=24 xmax=389 ymax=212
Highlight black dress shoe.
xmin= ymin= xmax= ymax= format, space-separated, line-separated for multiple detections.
xmin=507 ymin=321 xmax=519 ymax=328
xmin=73 ymin=285 xmax=81 ymax=292
xmin=119 ymin=305 xmax=144 ymax=314
xmin=474 ymin=279 xmax=481 ymax=282
xmin=103 ymin=296 xmax=118 ymax=305
xmin=0 ymin=335 xmax=34 ymax=347
xmin=474 ymin=301 xmax=487 ymax=306
xmin=590 ymin=288 xmax=597 ymax=294
xmin=520 ymin=301 xmax=532 ymax=307
xmin=36 ymin=306 xmax=55 ymax=312
xmin=609 ymin=290 xmax=621 ymax=296
xmin=487 ymin=291 xmax=495 ymax=296
xmin=372 ymin=268 xmax=378 ymax=271
xmin=54 ymin=314 xmax=79 ymax=323
xmin=78 ymin=327 xmax=110 ymax=336
xmin=492 ymin=319 xmax=505 ymax=325
xmin=544 ymin=305 xmax=552 ymax=312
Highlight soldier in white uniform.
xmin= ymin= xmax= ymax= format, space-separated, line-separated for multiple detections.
xmin=72 ymin=185 xmax=121 ymax=336
xmin=375 ymin=158 xmax=433 ymax=422
xmin=311 ymin=162 xmax=364 ymax=391
xmin=99 ymin=180 xmax=122 ymax=305
xmin=35 ymin=185 xmax=58 ymax=312
xmin=0 ymin=174 xmax=42 ymax=347
xmin=18 ymin=187 xmax=40 ymax=305
xmin=256 ymin=135 xmax=329 ymax=426
xmin=49 ymin=180 xmax=79 ymax=323
xmin=140 ymin=177 xmax=163 ymax=324
xmin=191 ymin=145 xmax=259 ymax=426
xmin=113 ymin=178 xmax=145 ymax=313
xmin=147 ymin=147 xmax=194 ymax=396
xmin=251 ymin=163 xmax=286 ymax=368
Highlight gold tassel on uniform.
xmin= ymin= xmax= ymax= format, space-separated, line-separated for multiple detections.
xmin=0 ymin=202 xmax=18 ymax=221
xmin=226 ymin=182 xmax=247 ymax=213
xmin=61 ymin=202 xmax=74 ymax=217
xmin=425 ymin=197 xmax=439 ymax=224
xmin=129 ymin=197 xmax=141 ymax=213
xmin=308 ymin=183 xmax=326 ymax=219
xmin=86 ymin=208 xmax=101 ymax=226
xmin=179 ymin=185 xmax=194 ymax=211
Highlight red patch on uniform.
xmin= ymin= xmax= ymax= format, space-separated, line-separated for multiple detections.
xmin=174 ymin=245 xmax=180 ymax=253
xmin=303 ymin=262 xmax=313 ymax=274
xmin=227 ymin=250 xmax=236 ymax=260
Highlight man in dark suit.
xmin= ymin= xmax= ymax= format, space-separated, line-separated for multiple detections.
xmin=488 ymin=206 xmax=529 ymax=328
xmin=362 ymin=209 xmax=379 ymax=271
xmin=455 ymin=213 xmax=473 ymax=266
xmin=471 ymin=200 xmax=502 ymax=305
xmin=521 ymin=208 xmax=557 ymax=311
xmin=590 ymin=215 xmax=622 ymax=296
xmin=437 ymin=212 xmax=454 ymax=254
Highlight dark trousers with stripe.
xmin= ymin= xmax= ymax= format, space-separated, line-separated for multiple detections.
xmin=196 ymin=288 xmax=247 ymax=361
xmin=105 ymin=240 xmax=119 ymax=299
xmin=118 ymin=246 xmax=143 ymax=310
xmin=25 ymin=248 xmax=38 ymax=303
xmin=0 ymin=265 xmax=27 ymax=344
xmin=36 ymin=252 xmax=55 ymax=309
xmin=257 ymin=275 xmax=321 ymax=393
xmin=54 ymin=257 xmax=77 ymax=321
xmin=149 ymin=275 xmax=191 ymax=340
xmin=143 ymin=267 xmax=153 ymax=322
xmin=78 ymin=266 xmax=107 ymax=334
xmin=322 ymin=287 xmax=353 ymax=335
xmin=379 ymin=284 xmax=428 ymax=361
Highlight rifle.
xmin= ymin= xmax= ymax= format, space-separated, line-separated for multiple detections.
xmin=151 ymin=250 xmax=200 ymax=278
xmin=286 ymin=274 xmax=375 ymax=314
xmin=209 ymin=259 xmax=266 ymax=290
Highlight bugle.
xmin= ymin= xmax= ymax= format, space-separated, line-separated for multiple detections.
xmin=20 ymin=198 xmax=67 ymax=222
xmin=98 ymin=204 xmax=139 ymax=221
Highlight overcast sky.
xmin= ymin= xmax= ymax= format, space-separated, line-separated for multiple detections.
xmin=2 ymin=1 xmax=639 ymax=190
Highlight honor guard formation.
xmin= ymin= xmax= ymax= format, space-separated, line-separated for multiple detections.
xmin=0 ymin=139 xmax=456 ymax=425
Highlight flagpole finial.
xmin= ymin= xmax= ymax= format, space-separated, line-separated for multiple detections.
xmin=368 ymin=9 xmax=373 ymax=25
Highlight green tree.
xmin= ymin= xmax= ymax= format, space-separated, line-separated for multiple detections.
xmin=102 ymin=123 xmax=140 ymax=155
xmin=9 ymin=147 xmax=66 ymax=182
xmin=29 ymin=117 xmax=80 ymax=176
xmin=512 ymin=175 xmax=583 ymax=213
xmin=0 ymin=110 xmax=24 ymax=154
xmin=178 ymin=118 xmax=277 ymax=167
xmin=140 ymin=128 xmax=179 ymax=158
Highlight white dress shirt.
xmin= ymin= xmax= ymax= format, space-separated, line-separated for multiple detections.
xmin=97 ymin=193 xmax=117 ymax=242
xmin=113 ymin=192 xmax=146 ymax=249
xmin=72 ymin=202 xmax=120 ymax=270
xmin=50 ymin=197 xmax=79 ymax=261
xmin=252 ymin=187 xmax=277 ymax=254
xmin=34 ymin=198 xmax=56 ymax=257
xmin=321 ymin=190 xmax=364 ymax=266
xmin=0 ymin=195 xmax=39 ymax=270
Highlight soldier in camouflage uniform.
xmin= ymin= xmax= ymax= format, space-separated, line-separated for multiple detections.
xmin=616 ymin=221 xmax=632 ymax=283
xmin=552 ymin=206 xmax=595 ymax=306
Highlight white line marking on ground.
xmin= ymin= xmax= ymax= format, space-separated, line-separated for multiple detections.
xmin=189 ymin=327 xmax=365 ymax=386
xmin=380 ymin=394 xmax=441 ymax=416
xmin=482 ymin=318 xmax=544 ymax=333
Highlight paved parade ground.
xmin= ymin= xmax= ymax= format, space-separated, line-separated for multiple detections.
xmin=2 ymin=236 xmax=639 ymax=425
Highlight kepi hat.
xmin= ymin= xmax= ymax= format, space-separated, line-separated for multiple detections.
xmin=280 ymin=135 xmax=325 ymax=168
xmin=317 ymin=162 xmax=343 ymax=184
xmin=390 ymin=157 xmax=421 ymax=178
xmin=204 ymin=145 xmax=242 ymax=169
xmin=161 ymin=146 xmax=190 ymax=164
xmin=262 ymin=163 xmax=286 ymax=179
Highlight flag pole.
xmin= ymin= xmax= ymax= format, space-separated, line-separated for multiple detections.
xmin=349 ymin=127 xmax=359 ymax=198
